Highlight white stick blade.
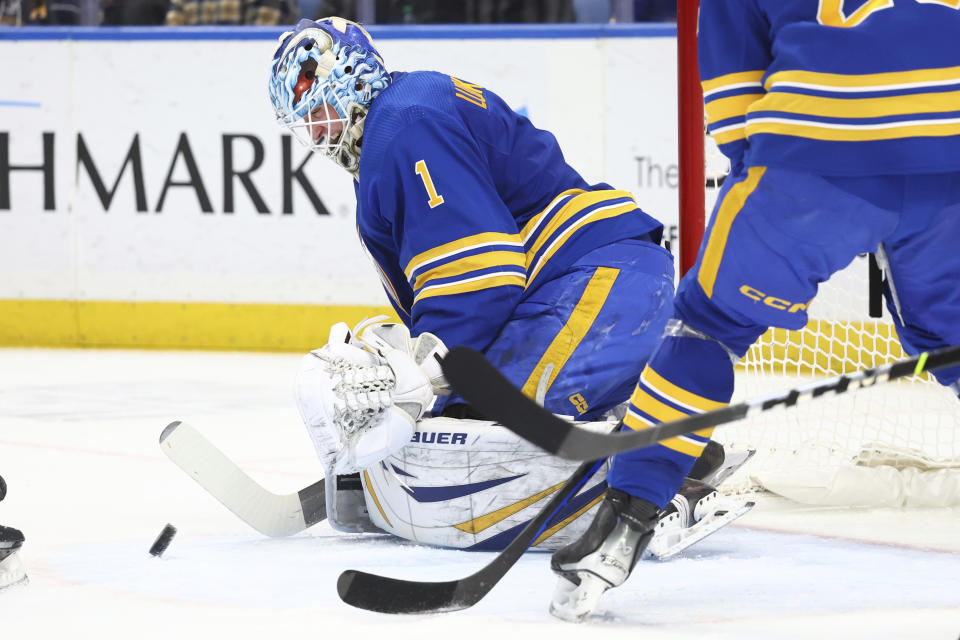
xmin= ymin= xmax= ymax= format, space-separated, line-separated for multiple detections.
xmin=160 ymin=421 xmax=312 ymax=537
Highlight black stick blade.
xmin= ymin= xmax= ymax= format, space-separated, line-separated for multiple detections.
xmin=337 ymin=572 xmax=465 ymax=614
xmin=337 ymin=459 xmax=602 ymax=614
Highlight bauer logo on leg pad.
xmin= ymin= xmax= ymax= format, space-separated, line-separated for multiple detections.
xmin=410 ymin=431 xmax=468 ymax=445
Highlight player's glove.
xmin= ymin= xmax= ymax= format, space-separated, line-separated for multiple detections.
xmin=295 ymin=320 xmax=447 ymax=475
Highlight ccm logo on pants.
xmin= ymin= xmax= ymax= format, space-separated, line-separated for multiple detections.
xmin=739 ymin=285 xmax=810 ymax=313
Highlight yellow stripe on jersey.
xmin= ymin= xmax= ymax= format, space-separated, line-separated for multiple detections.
xmin=404 ymin=231 xmax=522 ymax=280
xmin=411 ymin=250 xmax=526 ymax=292
xmin=624 ymin=387 xmax=715 ymax=456
xmin=640 ymin=366 xmax=728 ymax=413
xmin=701 ymin=70 xmax=766 ymax=95
xmin=711 ymin=123 xmax=749 ymax=145
xmin=520 ymin=266 xmax=618 ymax=400
xmin=658 ymin=434 xmax=712 ymax=458
xmin=526 ymin=201 xmax=638 ymax=285
xmin=764 ymin=65 xmax=960 ymax=92
xmin=755 ymin=89 xmax=960 ymax=119
xmin=746 ymin=118 xmax=960 ymax=142
xmin=627 ymin=387 xmax=688 ymax=424
xmin=705 ymin=92 xmax=765 ymax=125
xmin=413 ymin=272 xmax=525 ymax=303
xmin=622 ymin=409 xmax=652 ymax=431
xmin=520 ymin=188 xmax=586 ymax=241
xmin=524 ymin=190 xmax=635 ymax=260
xmin=698 ymin=166 xmax=766 ymax=298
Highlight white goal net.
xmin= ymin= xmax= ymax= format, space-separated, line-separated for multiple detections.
xmin=716 ymin=261 xmax=960 ymax=507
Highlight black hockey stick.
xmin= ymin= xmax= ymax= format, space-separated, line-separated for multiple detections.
xmin=337 ymin=456 xmax=604 ymax=614
xmin=440 ymin=344 xmax=960 ymax=461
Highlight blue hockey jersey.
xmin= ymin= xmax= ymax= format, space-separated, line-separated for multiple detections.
xmin=355 ymin=70 xmax=662 ymax=353
xmin=699 ymin=0 xmax=960 ymax=176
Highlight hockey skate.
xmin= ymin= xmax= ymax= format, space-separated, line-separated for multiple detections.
xmin=549 ymin=488 xmax=659 ymax=622
xmin=645 ymin=477 xmax=755 ymax=560
xmin=690 ymin=440 xmax=756 ymax=487
xmin=636 ymin=443 xmax=756 ymax=560
xmin=0 ymin=525 xmax=27 ymax=590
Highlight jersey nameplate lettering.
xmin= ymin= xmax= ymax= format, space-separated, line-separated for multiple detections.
xmin=450 ymin=76 xmax=488 ymax=109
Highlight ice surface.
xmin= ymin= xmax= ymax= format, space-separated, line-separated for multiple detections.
xmin=1 ymin=348 xmax=958 ymax=639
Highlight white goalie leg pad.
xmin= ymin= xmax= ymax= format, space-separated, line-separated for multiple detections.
xmin=357 ymin=418 xmax=754 ymax=553
xmin=359 ymin=417 xmax=614 ymax=550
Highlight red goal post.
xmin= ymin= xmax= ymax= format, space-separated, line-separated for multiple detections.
xmin=677 ymin=0 xmax=705 ymax=278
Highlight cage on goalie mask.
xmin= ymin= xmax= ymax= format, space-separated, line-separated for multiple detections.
xmin=268 ymin=17 xmax=390 ymax=175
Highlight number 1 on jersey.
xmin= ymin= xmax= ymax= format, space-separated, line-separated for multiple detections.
xmin=415 ymin=160 xmax=445 ymax=209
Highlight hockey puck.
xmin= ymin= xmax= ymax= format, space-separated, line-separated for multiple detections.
xmin=149 ymin=524 xmax=177 ymax=557
xmin=0 ymin=475 xmax=6 ymax=502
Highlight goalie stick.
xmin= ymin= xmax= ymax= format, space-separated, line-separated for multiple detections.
xmin=159 ymin=421 xmax=326 ymax=537
xmin=440 ymin=344 xmax=960 ymax=461
xmin=337 ymin=457 xmax=605 ymax=614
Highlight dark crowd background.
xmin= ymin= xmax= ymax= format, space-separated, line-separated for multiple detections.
xmin=1 ymin=0 xmax=676 ymax=27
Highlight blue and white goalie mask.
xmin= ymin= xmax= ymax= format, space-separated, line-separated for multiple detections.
xmin=268 ymin=17 xmax=390 ymax=175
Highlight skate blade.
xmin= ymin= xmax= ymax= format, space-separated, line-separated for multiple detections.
xmin=549 ymin=573 xmax=610 ymax=623
xmin=0 ymin=553 xmax=28 ymax=590
xmin=647 ymin=498 xmax=755 ymax=560
xmin=0 ymin=574 xmax=29 ymax=590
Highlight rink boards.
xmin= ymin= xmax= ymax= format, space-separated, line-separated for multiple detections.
xmin=0 ymin=25 xmax=682 ymax=349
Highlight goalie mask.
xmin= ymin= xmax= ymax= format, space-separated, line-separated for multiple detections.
xmin=268 ymin=17 xmax=391 ymax=176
